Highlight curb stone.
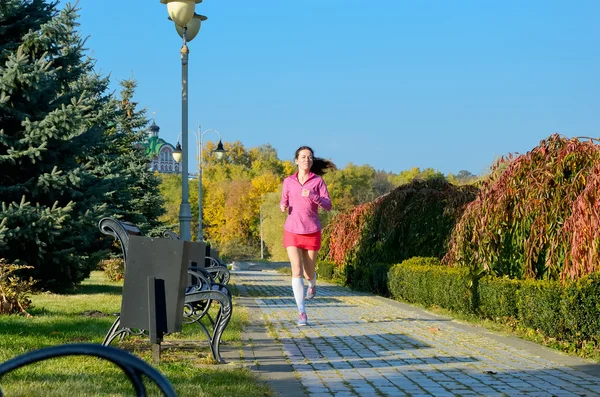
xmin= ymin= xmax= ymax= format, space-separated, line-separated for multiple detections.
xmin=225 ymin=281 xmax=307 ymax=397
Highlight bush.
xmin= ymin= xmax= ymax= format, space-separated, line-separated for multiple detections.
xmin=387 ymin=257 xmax=473 ymax=314
xmin=384 ymin=258 xmax=599 ymax=356
xmin=321 ymin=178 xmax=477 ymax=289
xmin=0 ymin=259 xmax=35 ymax=316
xmin=316 ymin=260 xmax=336 ymax=280
xmin=396 ymin=257 xmax=443 ymax=268
xmin=561 ymin=273 xmax=600 ymax=343
xmin=445 ymin=134 xmax=600 ymax=281
xmin=478 ymin=276 xmax=520 ymax=322
xmin=351 ymin=262 xmax=395 ymax=296
xmin=517 ymin=279 xmax=565 ymax=339
xmin=101 ymin=258 xmax=125 ymax=282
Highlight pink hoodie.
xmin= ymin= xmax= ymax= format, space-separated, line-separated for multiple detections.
xmin=280 ymin=172 xmax=332 ymax=234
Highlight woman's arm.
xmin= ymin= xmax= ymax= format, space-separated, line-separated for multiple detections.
xmin=280 ymin=179 xmax=289 ymax=212
xmin=308 ymin=179 xmax=332 ymax=211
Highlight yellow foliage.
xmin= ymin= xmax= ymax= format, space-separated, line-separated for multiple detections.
xmin=203 ymin=181 xmax=227 ymax=243
xmin=249 ymin=173 xmax=281 ymax=201
xmin=282 ymin=160 xmax=296 ymax=176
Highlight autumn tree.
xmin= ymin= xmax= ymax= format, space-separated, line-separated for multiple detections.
xmin=158 ymin=173 xmax=181 ymax=230
xmin=260 ymin=190 xmax=288 ymax=261
xmin=199 ymin=141 xmax=283 ymax=259
xmin=323 ymin=163 xmax=376 ymax=214
xmin=447 ymin=169 xmax=479 ymax=185
xmin=388 ymin=167 xmax=445 ymax=187
xmin=249 ymin=144 xmax=285 ymax=177
xmin=373 ymin=170 xmax=395 ymax=197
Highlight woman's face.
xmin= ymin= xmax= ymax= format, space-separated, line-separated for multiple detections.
xmin=295 ymin=149 xmax=314 ymax=172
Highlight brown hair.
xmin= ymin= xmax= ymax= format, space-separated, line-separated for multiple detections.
xmin=295 ymin=146 xmax=336 ymax=176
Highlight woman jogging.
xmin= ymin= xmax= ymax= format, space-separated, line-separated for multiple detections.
xmin=280 ymin=146 xmax=335 ymax=326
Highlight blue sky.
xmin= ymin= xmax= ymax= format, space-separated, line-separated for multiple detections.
xmin=66 ymin=0 xmax=599 ymax=175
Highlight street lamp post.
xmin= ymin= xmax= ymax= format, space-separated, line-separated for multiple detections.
xmin=172 ymin=125 xmax=226 ymax=241
xmin=160 ymin=0 xmax=207 ymax=241
xmin=195 ymin=126 xmax=225 ymax=241
xmin=259 ymin=205 xmax=264 ymax=259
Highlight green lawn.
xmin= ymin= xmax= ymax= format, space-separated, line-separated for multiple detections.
xmin=0 ymin=272 xmax=272 ymax=397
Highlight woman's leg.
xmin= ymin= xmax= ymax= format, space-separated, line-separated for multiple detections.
xmin=288 ymin=246 xmax=304 ymax=278
xmin=287 ymin=246 xmax=306 ymax=314
xmin=302 ymin=250 xmax=318 ymax=298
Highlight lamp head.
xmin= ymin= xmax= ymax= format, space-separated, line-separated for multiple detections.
xmin=172 ymin=142 xmax=183 ymax=163
xmin=173 ymin=13 xmax=207 ymax=42
xmin=160 ymin=0 xmax=201 ymax=27
xmin=214 ymin=140 xmax=226 ymax=161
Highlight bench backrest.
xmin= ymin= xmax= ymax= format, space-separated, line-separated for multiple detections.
xmin=162 ymin=230 xmax=212 ymax=268
xmin=100 ymin=218 xmax=207 ymax=269
xmin=98 ymin=218 xmax=142 ymax=262
xmin=162 ymin=230 xmax=179 ymax=240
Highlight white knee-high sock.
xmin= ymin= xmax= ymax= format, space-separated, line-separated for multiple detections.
xmin=307 ymin=273 xmax=317 ymax=288
xmin=292 ymin=277 xmax=305 ymax=313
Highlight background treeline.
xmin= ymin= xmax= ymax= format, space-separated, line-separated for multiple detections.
xmin=158 ymin=148 xmax=478 ymax=262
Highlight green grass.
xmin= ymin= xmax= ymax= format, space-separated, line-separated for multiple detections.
xmin=274 ymin=267 xmax=291 ymax=276
xmin=0 ymin=272 xmax=273 ymax=397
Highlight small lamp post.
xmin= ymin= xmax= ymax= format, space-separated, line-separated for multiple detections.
xmin=173 ymin=126 xmax=226 ymax=241
xmin=196 ymin=126 xmax=226 ymax=241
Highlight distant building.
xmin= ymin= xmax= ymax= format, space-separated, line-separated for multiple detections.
xmin=141 ymin=120 xmax=180 ymax=174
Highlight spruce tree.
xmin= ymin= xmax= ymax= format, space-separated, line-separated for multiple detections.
xmin=0 ymin=1 xmax=116 ymax=290
xmin=104 ymin=79 xmax=166 ymax=234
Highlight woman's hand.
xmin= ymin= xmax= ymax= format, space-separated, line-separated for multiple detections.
xmin=280 ymin=204 xmax=288 ymax=212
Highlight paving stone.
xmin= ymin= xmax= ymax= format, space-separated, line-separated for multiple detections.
xmin=352 ymin=386 xmax=377 ymax=395
xmin=231 ymin=270 xmax=600 ymax=397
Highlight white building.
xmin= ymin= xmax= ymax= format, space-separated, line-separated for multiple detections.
xmin=142 ymin=120 xmax=180 ymax=174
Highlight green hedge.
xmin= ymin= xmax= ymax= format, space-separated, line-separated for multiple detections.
xmin=387 ymin=257 xmax=473 ymax=314
xmin=517 ymin=279 xmax=566 ymax=339
xmin=385 ymin=257 xmax=600 ymax=351
xmin=316 ymin=260 xmax=336 ymax=281
xmin=478 ymin=276 xmax=520 ymax=321
xmin=350 ymin=262 xmax=395 ymax=296
xmin=562 ymin=273 xmax=600 ymax=343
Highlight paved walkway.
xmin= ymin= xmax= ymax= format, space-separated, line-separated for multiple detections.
xmin=229 ymin=270 xmax=600 ymax=397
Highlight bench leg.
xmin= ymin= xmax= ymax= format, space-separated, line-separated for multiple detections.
xmin=210 ymin=296 xmax=232 ymax=364
xmin=205 ymin=266 xmax=230 ymax=285
xmin=102 ymin=316 xmax=126 ymax=346
xmin=182 ymin=303 xmax=214 ymax=344
xmin=184 ymin=290 xmax=233 ymax=363
xmin=102 ymin=316 xmax=147 ymax=346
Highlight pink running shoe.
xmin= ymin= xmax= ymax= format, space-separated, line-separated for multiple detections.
xmin=306 ymin=285 xmax=316 ymax=300
xmin=297 ymin=312 xmax=308 ymax=326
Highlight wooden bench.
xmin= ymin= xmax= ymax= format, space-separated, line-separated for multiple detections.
xmin=99 ymin=217 xmax=232 ymax=363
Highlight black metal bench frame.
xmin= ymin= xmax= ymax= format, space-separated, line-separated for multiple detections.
xmin=99 ymin=217 xmax=232 ymax=363
xmin=0 ymin=343 xmax=176 ymax=397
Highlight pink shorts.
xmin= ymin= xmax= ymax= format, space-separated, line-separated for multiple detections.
xmin=283 ymin=230 xmax=322 ymax=251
